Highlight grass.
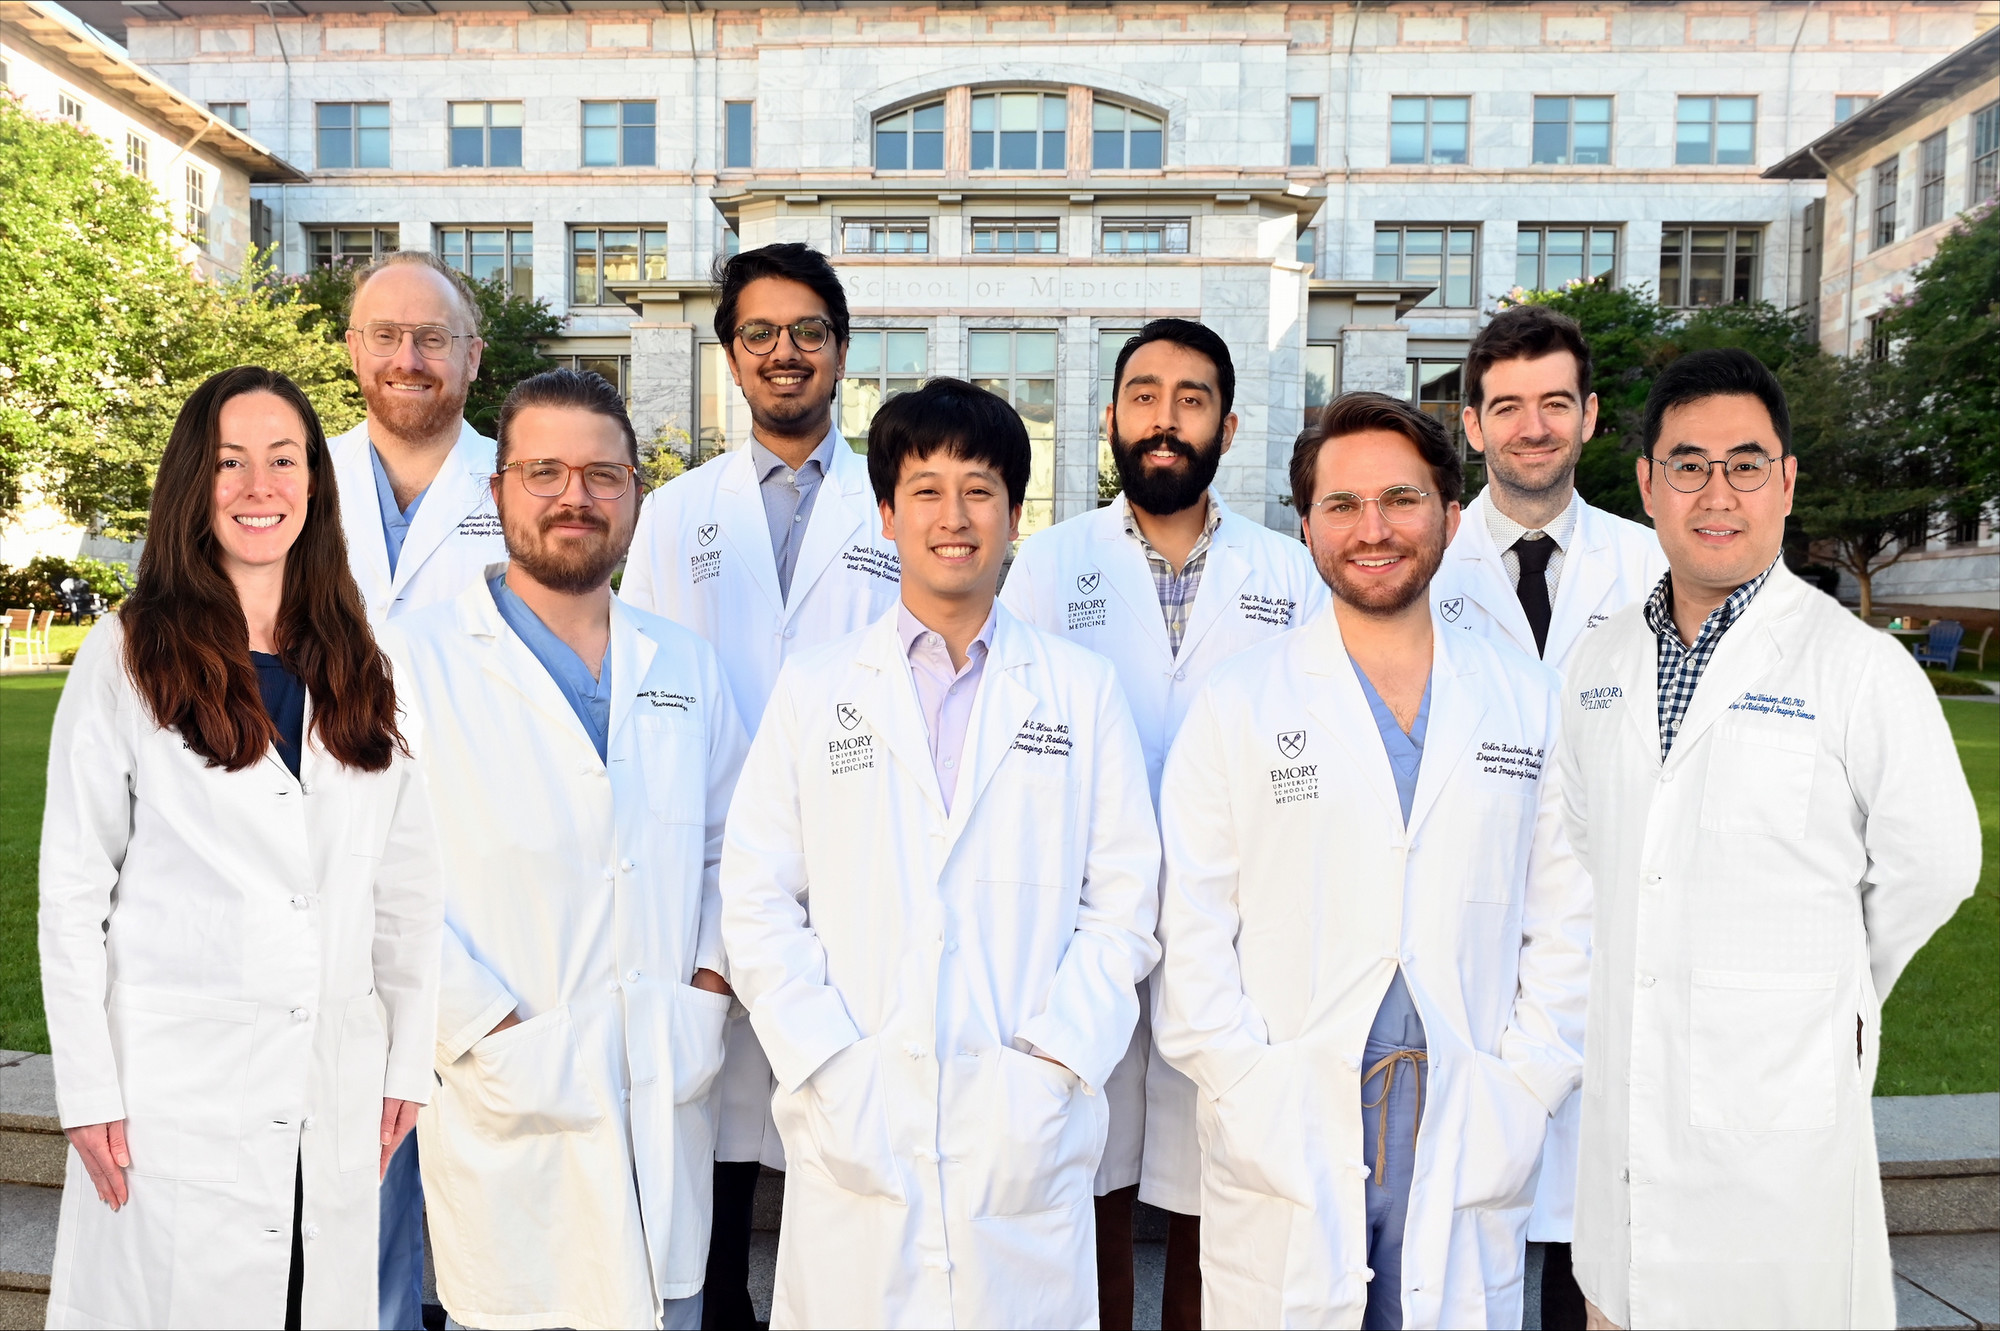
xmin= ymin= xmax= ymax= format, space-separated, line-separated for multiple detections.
xmin=0 ymin=670 xmax=1995 ymax=1094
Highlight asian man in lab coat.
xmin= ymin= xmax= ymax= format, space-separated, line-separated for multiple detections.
xmin=1556 ymin=349 xmax=1980 ymax=1330
xmin=381 ymin=369 xmax=748 ymax=1330
xmin=1153 ymin=391 xmax=1591 ymax=1330
xmin=720 ymin=377 xmax=1162 ymax=1329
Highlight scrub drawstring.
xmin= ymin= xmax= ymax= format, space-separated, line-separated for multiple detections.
xmin=1361 ymin=1048 xmax=1427 ymax=1186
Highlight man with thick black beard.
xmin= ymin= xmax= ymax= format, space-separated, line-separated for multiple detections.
xmin=1000 ymin=318 xmax=1326 ymax=1330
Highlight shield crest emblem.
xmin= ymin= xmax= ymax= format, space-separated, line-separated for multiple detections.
xmin=1439 ymin=597 xmax=1463 ymax=623
xmin=1077 ymin=571 xmax=1101 ymax=595
xmin=836 ymin=703 xmax=861 ymax=731
xmin=698 ymin=523 xmax=719 ymax=547
xmin=1277 ymin=730 xmax=1306 ymax=760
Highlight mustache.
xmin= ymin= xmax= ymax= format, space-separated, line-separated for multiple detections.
xmin=538 ymin=505 xmax=610 ymax=535
xmin=1129 ymin=432 xmax=1200 ymax=463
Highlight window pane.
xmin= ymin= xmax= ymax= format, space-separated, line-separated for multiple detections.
xmin=623 ymin=102 xmax=655 ymax=126
xmin=1094 ymin=130 xmax=1125 ymax=169
xmin=1000 ymin=128 xmax=1037 ymax=170
xmin=450 ymin=103 xmax=484 ymax=128
xmin=624 ymin=123 xmax=656 ymax=167
xmin=1043 ymin=96 xmax=1067 ymax=131
xmin=1717 ymin=98 xmax=1754 ymax=123
xmin=1687 ymin=229 xmax=1727 ymax=305
xmin=1129 ymin=129 xmax=1162 ymax=169
xmin=1575 ymin=98 xmax=1611 ymax=124
xmin=1430 ymin=121 xmax=1466 ymax=164
xmin=490 ymin=125 xmax=521 ymax=167
xmin=1290 ymin=98 xmax=1318 ymax=166
xmin=1545 ymin=229 xmax=1584 ymax=288
xmin=1573 ymin=120 xmax=1610 ymax=164
xmin=1715 ymin=122 xmax=1753 ymax=165
xmin=1517 ymin=244 xmax=1540 ymax=292
xmin=1533 ymin=97 xmax=1569 ymax=124
xmin=1374 ymin=230 xmax=1399 ymax=281
xmin=1015 ymin=332 xmax=1057 ymax=376
xmin=510 ymin=231 xmax=533 ymax=297
xmin=603 ymin=230 xmax=638 ymax=284
xmin=913 ymin=127 xmax=943 ymax=170
xmin=1000 ymin=94 xmax=1036 ymax=131
xmin=1590 ymin=229 xmax=1617 ymax=279
xmin=1677 ymin=97 xmax=1709 ymax=124
xmin=886 ymin=332 xmax=927 ymax=374
xmin=972 ymin=97 xmax=995 ymax=131
xmin=1660 ymin=229 xmax=1684 ymax=306
xmin=1094 ymin=101 xmax=1124 ymax=131
xmin=439 ymin=230 xmax=465 ymax=270
xmin=1677 ymin=121 xmax=1712 ymax=165
xmin=451 ymin=126 xmax=485 ymax=167
xmin=725 ymin=102 xmax=752 ymax=167
xmin=584 ymin=125 xmax=617 ymax=166
xmin=1042 ymin=131 xmax=1064 ymax=170
xmin=358 ymin=104 xmax=389 ymax=129
xmin=1533 ymin=121 xmax=1569 ymax=164
xmin=1390 ymin=123 xmax=1427 ymax=164
xmin=840 ymin=379 xmax=882 ymax=439
xmin=1732 ymin=234 xmax=1758 ymax=302
xmin=914 ymin=103 xmax=944 ymax=131
xmin=1297 ymin=229 xmax=1316 ymax=267
xmin=1391 ymin=98 xmax=1427 ymax=123
xmin=319 ymin=125 xmax=351 ymax=168
xmin=572 ymin=233 xmax=599 ymax=304
xmin=968 ymin=332 xmax=1011 ymax=376
xmin=877 ymin=128 xmax=907 ymax=170
xmin=1431 ymin=98 xmax=1468 ymax=124
xmin=847 ymin=332 xmax=883 ymax=376
xmin=583 ymin=102 xmax=617 ymax=126
xmin=1304 ymin=344 xmax=1336 ymax=414
xmin=491 ymin=103 xmax=522 ymax=129
xmin=358 ymin=127 xmax=389 ymax=168
xmin=1446 ymin=241 xmax=1474 ymax=306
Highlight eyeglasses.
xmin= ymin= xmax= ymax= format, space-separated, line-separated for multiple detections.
xmin=350 ymin=321 xmax=476 ymax=360
xmin=734 ymin=319 xmax=832 ymax=356
xmin=1649 ymin=450 xmax=1783 ymax=494
xmin=1308 ymin=485 xmax=1434 ymax=529
xmin=497 ymin=459 xmax=639 ymax=500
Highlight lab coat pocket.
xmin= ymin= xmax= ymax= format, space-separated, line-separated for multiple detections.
xmin=108 ymin=983 xmax=258 ymax=1182
xmin=1698 ymin=720 xmax=1815 ymax=838
xmin=636 ymin=714 xmax=705 ymax=825
xmin=670 ymin=982 xmax=732 ymax=1105
xmin=1689 ymin=969 xmax=1837 ymax=1131
xmin=1205 ymin=1043 xmax=1311 ymax=1206
xmin=1451 ymin=1053 xmax=1548 ymax=1211
xmin=336 ymin=994 xmax=388 ymax=1173
xmin=798 ymin=1035 xmax=906 ymax=1203
xmin=464 ymin=1005 xmax=605 ymax=1139
xmin=972 ymin=1047 xmax=1102 ymax=1218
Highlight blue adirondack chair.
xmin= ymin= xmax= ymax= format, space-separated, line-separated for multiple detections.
xmin=1912 ymin=620 xmax=1965 ymax=671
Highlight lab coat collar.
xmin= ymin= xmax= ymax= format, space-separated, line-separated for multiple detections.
xmin=1661 ymin=560 xmax=1808 ymax=767
xmin=1089 ymin=496 xmax=1172 ymax=658
xmin=457 ymin=564 xmax=618 ymax=765
xmin=714 ymin=426 xmax=868 ymax=617
xmin=384 ymin=420 xmax=494 ymax=601
xmin=1450 ymin=489 xmax=1613 ymax=663
xmin=1176 ymin=494 xmax=1257 ymax=663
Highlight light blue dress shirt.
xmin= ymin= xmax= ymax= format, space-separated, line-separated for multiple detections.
xmin=369 ymin=442 xmax=427 ymax=578
xmin=750 ymin=429 xmax=837 ymax=602
xmin=488 ymin=574 xmax=612 ymax=762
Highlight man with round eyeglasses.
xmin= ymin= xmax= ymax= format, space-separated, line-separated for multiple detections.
xmin=1152 ymin=392 xmax=1589 ymax=1328
xmin=1554 ymin=349 xmax=1978 ymax=1330
xmin=620 ymin=243 xmax=901 ymax=1330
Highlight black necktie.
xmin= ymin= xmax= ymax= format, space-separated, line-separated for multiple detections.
xmin=1513 ymin=534 xmax=1554 ymax=658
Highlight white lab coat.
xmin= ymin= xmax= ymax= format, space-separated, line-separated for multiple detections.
xmin=720 ymin=605 xmax=1162 ymax=1329
xmin=39 ymin=616 xmax=443 ymax=1330
xmin=1428 ymin=489 xmax=1666 ymax=1242
xmin=1153 ymin=608 xmax=1591 ymax=1330
xmin=330 ymin=419 xmax=508 ymax=624
xmin=999 ymin=491 xmax=1327 ymax=1210
xmin=621 ymin=435 xmax=901 ymax=1166
xmin=381 ymin=573 xmax=749 ymax=1331
xmin=1555 ymin=561 xmax=1980 ymax=1330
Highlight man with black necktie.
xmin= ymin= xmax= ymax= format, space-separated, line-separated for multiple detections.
xmin=1426 ymin=304 xmax=1667 ymax=1331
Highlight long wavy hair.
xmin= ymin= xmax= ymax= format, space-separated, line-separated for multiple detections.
xmin=121 ymin=366 xmax=404 ymax=773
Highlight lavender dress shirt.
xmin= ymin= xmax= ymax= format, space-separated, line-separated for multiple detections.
xmin=897 ymin=603 xmax=996 ymax=815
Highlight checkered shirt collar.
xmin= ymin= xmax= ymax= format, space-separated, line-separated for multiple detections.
xmin=1645 ymin=559 xmax=1778 ymax=758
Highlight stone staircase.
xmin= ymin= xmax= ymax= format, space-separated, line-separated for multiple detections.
xmin=4 ymin=1050 xmax=1995 ymax=1329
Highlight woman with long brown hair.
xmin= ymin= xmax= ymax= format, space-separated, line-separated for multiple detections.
xmin=38 ymin=366 xmax=445 ymax=1330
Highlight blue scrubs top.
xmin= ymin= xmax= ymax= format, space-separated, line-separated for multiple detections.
xmin=1353 ymin=655 xmax=1430 ymax=1051
xmin=251 ymin=650 xmax=306 ymax=778
xmin=488 ymin=574 xmax=612 ymax=762
xmin=369 ymin=442 xmax=427 ymax=578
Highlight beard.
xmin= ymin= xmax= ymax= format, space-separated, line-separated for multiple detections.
xmin=1110 ymin=421 xmax=1225 ymax=516
xmin=503 ymin=503 xmax=629 ymax=595
xmin=1312 ymin=522 xmax=1449 ymax=617
xmin=361 ymin=366 xmax=466 ymax=442
xmin=1482 ymin=427 xmax=1584 ymax=497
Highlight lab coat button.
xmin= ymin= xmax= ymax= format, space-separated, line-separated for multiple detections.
xmin=303 ymin=1116 xmax=316 ymax=1130
xmin=903 ymin=1041 xmax=925 ymax=1059
xmin=603 ymin=869 xmax=615 ymax=881
xmin=290 ymin=1007 xmax=309 ymax=1023
xmin=916 ymin=1148 xmax=940 ymax=1163
xmin=1174 ymin=669 xmax=1186 ymax=681
xmin=945 ymin=938 xmax=959 ymax=953
xmin=290 ymin=896 xmax=308 ymax=910
xmin=620 ymin=859 xmax=636 ymax=871
xmin=302 ymin=1224 xmax=320 ymax=1241
xmin=625 ymin=970 xmax=641 ymax=984
xmin=1641 ymin=975 xmax=1656 ymax=988
xmin=1401 ymin=953 xmax=1415 ymax=967
xmin=783 ymin=628 xmax=797 ymax=640
xmin=1343 ymin=1054 xmax=1361 ymax=1071
xmin=924 ymin=1255 xmax=951 ymax=1272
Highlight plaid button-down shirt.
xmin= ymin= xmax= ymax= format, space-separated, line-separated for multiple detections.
xmin=1643 ymin=560 xmax=1777 ymax=759
xmin=1123 ymin=494 xmax=1223 ymax=657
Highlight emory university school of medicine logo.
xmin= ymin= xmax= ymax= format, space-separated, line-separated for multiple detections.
xmin=1077 ymin=571 xmax=1101 ymax=595
xmin=1277 ymin=730 xmax=1307 ymax=760
xmin=1439 ymin=597 xmax=1463 ymax=623
xmin=698 ymin=523 xmax=719 ymax=546
xmin=837 ymin=703 xmax=861 ymax=731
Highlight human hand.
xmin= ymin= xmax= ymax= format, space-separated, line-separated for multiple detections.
xmin=488 ymin=1008 xmax=522 ymax=1037
xmin=379 ymin=1098 xmax=420 ymax=1180
xmin=691 ymin=968 xmax=733 ymax=997
xmin=66 ymin=1120 xmax=131 ymax=1209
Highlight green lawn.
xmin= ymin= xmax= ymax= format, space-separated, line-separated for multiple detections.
xmin=1 ymin=673 xmax=1995 ymax=1094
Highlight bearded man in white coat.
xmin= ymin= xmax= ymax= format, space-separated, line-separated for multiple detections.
xmin=1426 ymin=304 xmax=1666 ymax=1330
xmin=1555 ymin=349 xmax=1980 ymax=1331
xmin=1153 ymin=392 xmax=1591 ymax=1330
xmin=620 ymin=245 xmax=900 ymax=1324
xmin=382 ymin=370 xmax=748 ymax=1330
xmin=1000 ymin=317 xmax=1325 ymax=1330
xmin=721 ymin=377 xmax=1161 ymax=1329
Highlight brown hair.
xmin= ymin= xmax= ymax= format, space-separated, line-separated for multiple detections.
xmin=350 ymin=249 xmax=482 ymax=333
xmin=1290 ymin=391 xmax=1464 ymax=517
xmin=494 ymin=367 xmax=640 ymax=469
xmin=1463 ymin=304 xmax=1593 ymax=412
xmin=121 ymin=366 xmax=405 ymax=773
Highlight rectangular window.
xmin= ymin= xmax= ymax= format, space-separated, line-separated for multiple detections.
xmin=1918 ymin=131 xmax=1948 ymax=231
xmin=875 ymin=102 xmax=945 ymax=171
xmin=582 ymin=101 xmax=655 ymax=168
xmin=968 ymin=330 xmax=1057 ymax=535
xmin=437 ymin=226 xmax=534 ymax=297
xmin=1374 ymin=225 xmax=1477 ymax=307
xmin=570 ymin=227 xmax=667 ymax=305
xmin=58 ymin=91 xmax=83 ymax=123
xmin=317 ymin=103 xmax=389 ymax=169
xmin=210 ymin=102 xmax=250 ymax=131
xmin=1304 ymin=343 xmax=1337 ymax=426
xmin=1389 ymin=96 xmax=1469 ymax=166
xmin=971 ymin=93 xmax=1066 ymax=171
xmin=1101 ymin=218 xmax=1190 ymax=255
xmin=184 ymin=166 xmax=209 ymax=251
xmin=1658 ymin=226 xmax=1761 ymax=307
xmin=1676 ymin=96 xmax=1755 ymax=165
xmin=1532 ymin=96 xmax=1612 ymax=165
xmin=1873 ymin=157 xmax=1899 ymax=250
xmin=972 ymin=218 xmax=1059 ymax=255
xmin=842 ymin=220 xmax=930 ymax=255
xmin=1097 ymin=328 xmax=1142 ymax=501
xmin=1835 ymin=95 xmax=1876 ymax=124
xmin=450 ymin=102 xmax=523 ymax=168
xmin=308 ymin=227 xmax=399 ymax=269
xmin=1092 ymin=99 xmax=1164 ymax=170
xmin=1289 ymin=98 xmax=1319 ymax=167
xmin=697 ymin=341 xmax=751 ymax=460
xmin=1867 ymin=315 xmax=1891 ymax=362
xmin=1515 ymin=226 xmax=1618 ymax=293
xmin=724 ymin=101 xmax=753 ymax=168
xmin=554 ymin=355 xmax=632 ymax=403
xmin=1296 ymin=226 xmax=1317 ymax=272
xmin=840 ymin=330 xmax=929 ymax=441
xmin=125 ymin=132 xmax=148 ymax=178
xmin=1410 ymin=361 xmax=1465 ymax=452
xmin=1977 ymin=102 xmax=2000 ymax=204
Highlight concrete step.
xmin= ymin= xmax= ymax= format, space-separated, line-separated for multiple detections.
xmin=1893 ymin=1233 xmax=2000 ymax=1329
xmin=0 ymin=1051 xmax=64 ymax=1192
xmin=1880 ymin=1094 xmax=2000 ymax=1237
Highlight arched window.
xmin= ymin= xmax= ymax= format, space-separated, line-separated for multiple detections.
xmin=1091 ymin=98 xmax=1163 ymax=169
xmin=875 ymin=101 xmax=944 ymax=170
xmin=970 ymin=91 xmax=1066 ymax=170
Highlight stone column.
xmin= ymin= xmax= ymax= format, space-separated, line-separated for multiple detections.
xmin=629 ymin=320 xmax=695 ymax=454
xmin=1338 ymin=323 xmax=1409 ymax=396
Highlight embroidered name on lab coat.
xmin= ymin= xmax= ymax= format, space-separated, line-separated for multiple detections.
xmin=1010 ymin=720 xmax=1073 ymax=758
xmin=1237 ymin=592 xmax=1298 ymax=627
xmin=1578 ymin=685 xmax=1623 ymax=711
xmin=1728 ymin=692 xmax=1817 ymax=720
xmin=689 ymin=546 xmax=723 ymax=585
xmin=1066 ymin=597 xmax=1108 ymax=631
xmin=455 ymin=513 xmax=504 ymax=537
xmin=841 ymin=545 xmax=901 ymax=583
xmin=1586 ymin=613 xmax=1610 ymax=629
xmin=638 ymin=690 xmax=697 ymax=712
xmin=1478 ymin=742 xmax=1545 ymax=781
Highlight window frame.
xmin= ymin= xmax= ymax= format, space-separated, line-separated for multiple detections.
xmin=841 ymin=218 xmax=932 ymax=255
xmin=1296 ymin=226 xmax=1318 ymax=273
xmin=1834 ymin=94 xmax=1876 ymax=125
xmin=724 ymin=100 xmax=754 ymax=169
xmin=316 ymin=101 xmax=390 ymax=170
xmin=840 ymin=328 xmax=931 ymax=442
xmin=1373 ymin=224 xmax=1479 ymax=308
xmin=873 ymin=100 xmax=946 ymax=172
xmin=1289 ymin=97 xmax=1319 ymax=167
xmin=1658 ymin=225 xmax=1763 ymax=309
xmin=1099 ymin=217 xmax=1190 ymax=256
xmin=1675 ymin=96 xmax=1756 ymax=166
xmin=580 ymin=101 xmax=656 ymax=169
xmin=1531 ymin=95 xmax=1613 ymax=166
xmin=209 ymin=102 xmax=250 ymax=132
xmin=436 ymin=225 xmax=535 ymax=298
xmin=449 ymin=101 xmax=523 ymax=170
xmin=57 ymin=90 xmax=83 ymax=123
xmin=971 ymin=217 xmax=1061 ymax=256
xmin=1515 ymin=224 xmax=1619 ymax=293
xmin=184 ymin=165 xmax=209 ymax=251
xmin=966 ymin=328 xmax=1059 ymax=535
xmin=1917 ymin=130 xmax=1948 ymax=231
xmin=1873 ymin=156 xmax=1900 ymax=250
xmin=306 ymin=226 xmax=401 ymax=269
xmin=568 ymin=226 xmax=668 ymax=307
xmin=552 ymin=354 xmax=633 ymax=404
xmin=124 ymin=131 xmax=148 ymax=178
xmin=1389 ymin=96 xmax=1470 ymax=166
xmin=1975 ymin=102 xmax=2000 ymax=205
xmin=1091 ymin=97 xmax=1166 ymax=171
xmin=970 ymin=91 xmax=1068 ymax=173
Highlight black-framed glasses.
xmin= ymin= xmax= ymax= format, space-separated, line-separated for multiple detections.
xmin=734 ymin=319 xmax=831 ymax=355
xmin=350 ymin=321 xmax=477 ymax=360
xmin=1308 ymin=485 xmax=1434 ymax=529
xmin=497 ymin=459 xmax=639 ymax=500
xmin=1650 ymin=450 xmax=1783 ymax=493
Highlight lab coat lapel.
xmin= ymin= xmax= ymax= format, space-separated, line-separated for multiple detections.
xmin=783 ymin=431 xmax=869 ymax=612
xmin=606 ymin=598 xmax=658 ymax=754
xmin=1177 ymin=497 xmax=1251 ymax=663
xmin=714 ymin=449 xmax=786 ymax=617
xmin=1543 ymin=504 xmax=1616 ymax=666
xmin=1299 ymin=611 xmax=1405 ymax=831
xmin=1452 ymin=494 xmax=1539 ymax=660
xmin=852 ymin=613 xmax=948 ymax=821
xmin=950 ymin=609 xmax=1039 ymax=846
xmin=466 ymin=577 xmax=601 ymax=759
xmin=1095 ymin=500 xmax=1172 ymax=660
xmin=391 ymin=424 xmax=488 ymax=601
xmin=1407 ymin=628 xmax=1489 ymax=839
xmin=332 ymin=427 xmax=393 ymax=612
xmin=1663 ymin=566 xmax=1801 ymax=767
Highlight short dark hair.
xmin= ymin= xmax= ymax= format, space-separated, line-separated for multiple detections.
xmin=1111 ymin=318 xmax=1236 ymax=418
xmin=1290 ymin=392 xmax=1464 ymax=517
xmin=495 ymin=368 xmax=639 ymax=469
xmin=866 ymin=377 xmax=1031 ymax=509
xmin=1464 ymin=304 xmax=1592 ymax=411
xmin=1641 ymin=348 xmax=1791 ymax=458
xmin=711 ymin=242 xmax=850 ymax=350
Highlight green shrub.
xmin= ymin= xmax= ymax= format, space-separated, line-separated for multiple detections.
xmin=0 ymin=554 xmax=129 ymax=616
